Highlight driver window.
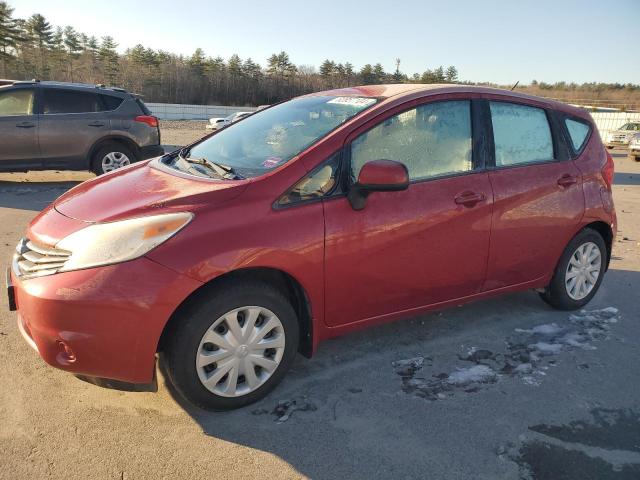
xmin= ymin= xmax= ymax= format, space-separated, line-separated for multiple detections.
xmin=350 ymin=100 xmax=472 ymax=182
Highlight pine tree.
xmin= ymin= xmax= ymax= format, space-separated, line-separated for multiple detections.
xmin=0 ymin=1 xmax=21 ymax=74
xmin=25 ymin=13 xmax=53 ymax=77
xmin=188 ymin=47 xmax=205 ymax=76
xmin=373 ymin=63 xmax=385 ymax=83
xmin=98 ymin=35 xmax=119 ymax=84
xmin=445 ymin=65 xmax=458 ymax=83
xmin=319 ymin=59 xmax=335 ymax=77
xmin=359 ymin=64 xmax=375 ymax=84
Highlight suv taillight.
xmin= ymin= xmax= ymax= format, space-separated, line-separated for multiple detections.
xmin=602 ymin=151 xmax=615 ymax=190
xmin=135 ymin=115 xmax=158 ymax=128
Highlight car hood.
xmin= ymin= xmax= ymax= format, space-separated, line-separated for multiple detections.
xmin=54 ymin=159 xmax=248 ymax=223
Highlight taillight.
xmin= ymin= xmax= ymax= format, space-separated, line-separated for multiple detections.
xmin=135 ymin=115 xmax=158 ymax=128
xmin=602 ymin=151 xmax=615 ymax=190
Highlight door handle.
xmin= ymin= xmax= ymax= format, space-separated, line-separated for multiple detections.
xmin=16 ymin=121 xmax=35 ymax=128
xmin=557 ymin=174 xmax=578 ymax=187
xmin=454 ymin=191 xmax=486 ymax=207
xmin=87 ymin=121 xmax=105 ymax=127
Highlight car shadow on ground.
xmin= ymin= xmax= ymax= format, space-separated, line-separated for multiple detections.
xmin=0 ymin=180 xmax=81 ymax=211
xmin=157 ymin=268 xmax=640 ymax=479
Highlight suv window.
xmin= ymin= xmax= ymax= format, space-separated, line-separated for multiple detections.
xmin=135 ymin=98 xmax=152 ymax=115
xmin=565 ymin=118 xmax=591 ymax=152
xmin=490 ymin=102 xmax=553 ymax=166
xmin=0 ymin=89 xmax=34 ymax=116
xmin=43 ymin=89 xmax=103 ymax=114
xmin=351 ymin=100 xmax=472 ymax=182
xmin=100 ymin=94 xmax=123 ymax=111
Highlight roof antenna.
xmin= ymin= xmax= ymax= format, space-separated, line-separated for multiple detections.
xmin=510 ymin=80 xmax=519 ymax=91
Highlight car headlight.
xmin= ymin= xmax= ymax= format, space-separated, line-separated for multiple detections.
xmin=56 ymin=212 xmax=193 ymax=272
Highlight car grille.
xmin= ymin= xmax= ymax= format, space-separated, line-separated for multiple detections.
xmin=13 ymin=238 xmax=71 ymax=278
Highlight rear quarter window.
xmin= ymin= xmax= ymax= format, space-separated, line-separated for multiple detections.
xmin=100 ymin=94 xmax=124 ymax=111
xmin=564 ymin=118 xmax=591 ymax=153
xmin=135 ymin=98 xmax=152 ymax=115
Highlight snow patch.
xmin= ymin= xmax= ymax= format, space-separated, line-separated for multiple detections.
xmin=447 ymin=365 xmax=497 ymax=385
xmin=394 ymin=307 xmax=621 ymax=400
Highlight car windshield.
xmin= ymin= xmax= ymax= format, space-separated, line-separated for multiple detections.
xmin=187 ymin=95 xmax=377 ymax=178
xmin=621 ymin=123 xmax=640 ymax=131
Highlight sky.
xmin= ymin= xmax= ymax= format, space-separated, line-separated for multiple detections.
xmin=11 ymin=0 xmax=640 ymax=85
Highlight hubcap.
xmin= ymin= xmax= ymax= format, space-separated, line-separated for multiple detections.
xmin=101 ymin=151 xmax=130 ymax=172
xmin=195 ymin=306 xmax=285 ymax=398
xmin=565 ymin=242 xmax=602 ymax=300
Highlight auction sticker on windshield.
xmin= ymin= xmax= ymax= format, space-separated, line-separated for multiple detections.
xmin=262 ymin=156 xmax=284 ymax=168
xmin=327 ymin=97 xmax=377 ymax=108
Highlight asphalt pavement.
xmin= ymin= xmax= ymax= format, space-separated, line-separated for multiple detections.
xmin=0 ymin=151 xmax=638 ymax=480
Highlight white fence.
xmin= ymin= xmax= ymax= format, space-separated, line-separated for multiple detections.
xmin=589 ymin=111 xmax=640 ymax=137
xmin=146 ymin=103 xmax=257 ymax=120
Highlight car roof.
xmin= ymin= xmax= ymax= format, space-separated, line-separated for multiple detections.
xmin=3 ymin=80 xmax=131 ymax=96
xmin=307 ymin=83 xmax=587 ymax=118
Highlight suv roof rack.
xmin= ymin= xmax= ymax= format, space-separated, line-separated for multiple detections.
xmin=12 ymin=78 xmax=40 ymax=85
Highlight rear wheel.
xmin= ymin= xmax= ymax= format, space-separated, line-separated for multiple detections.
xmin=539 ymin=229 xmax=607 ymax=310
xmin=161 ymin=282 xmax=299 ymax=411
xmin=91 ymin=142 xmax=137 ymax=175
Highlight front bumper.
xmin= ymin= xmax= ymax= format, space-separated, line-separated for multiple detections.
xmin=10 ymin=256 xmax=201 ymax=384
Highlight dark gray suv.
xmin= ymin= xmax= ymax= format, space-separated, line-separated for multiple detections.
xmin=0 ymin=80 xmax=164 ymax=175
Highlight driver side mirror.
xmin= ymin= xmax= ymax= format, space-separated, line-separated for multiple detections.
xmin=348 ymin=159 xmax=409 ymax=210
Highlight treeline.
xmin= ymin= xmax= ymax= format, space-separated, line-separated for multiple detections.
xmin=0 ymin=2 xmax=458 ymax=105
xmin=1 ymin=2 xmax=639 ymax=108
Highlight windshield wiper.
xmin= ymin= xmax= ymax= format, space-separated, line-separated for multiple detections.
xmin=177 ymin=148 xmax=244 ymax=180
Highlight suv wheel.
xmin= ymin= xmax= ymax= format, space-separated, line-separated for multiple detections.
xmin=161 ymin=282 xmax=299 ymax=411
xmin=91 ymin=142 xmax=137 ymax=175
xmin=539 ymin=228 xmax=607 ymax=310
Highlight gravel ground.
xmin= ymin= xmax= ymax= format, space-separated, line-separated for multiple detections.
xmin=159 ymin=120 xmax=210 ymax=147
xmin=0 ymin=151 xmax=639 ymax=479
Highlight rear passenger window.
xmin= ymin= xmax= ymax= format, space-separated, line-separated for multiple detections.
xmin=43 ymin=89 xmax=103 ymax=114
xmin=490 ymin=102 xmax=554 ymax=166
xmin=564 ymin=118 xmax=590 ymax=152
xmin=351 ymin=100 xmax=472 ymax=182
xmin=100 ymin=95 xmax=123 ymax=111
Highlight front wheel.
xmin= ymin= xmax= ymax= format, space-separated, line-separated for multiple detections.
xmin=539 ymin=229 xmax=607 ymax=310
xmin=161 ymin=282 xmax=299 ymax=411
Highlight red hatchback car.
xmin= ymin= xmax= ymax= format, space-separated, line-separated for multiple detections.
xmin=8 ymin=85 xmax=616 ymax=410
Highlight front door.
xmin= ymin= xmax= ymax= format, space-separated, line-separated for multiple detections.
xmin=0 ymin=87 xmax=40 ymax=168
xmin=323 ymin=99 xmax=494 ymax=327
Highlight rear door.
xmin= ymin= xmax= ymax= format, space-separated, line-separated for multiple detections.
xmin=0 ymin=87 xmax=40 ymax=168
xmin=483 ymin=100 xmax=584 ymax=290
xmin=38 ymin=88 xmax=110 ymax=169
xmin=323 ymin=98 xmax=494 ymax=326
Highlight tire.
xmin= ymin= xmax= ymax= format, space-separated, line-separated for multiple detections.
xmin=91 ymin=141 xmax=137 ymax=175
xmin=161 ymin=281 xmax=299 ymax=411
xmin=539 ymin=228 xmax=607 ymax=310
